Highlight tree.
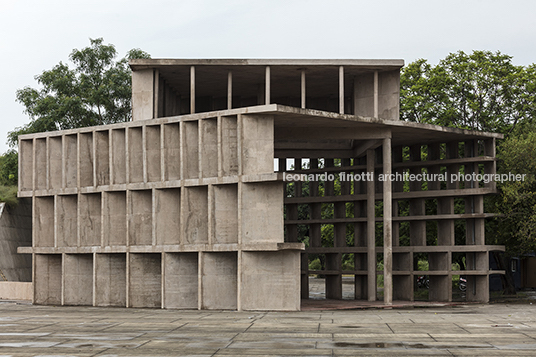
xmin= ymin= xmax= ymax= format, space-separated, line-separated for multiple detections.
xmin=494 ymin=125 xmax=536 ymax=256
xmin=401 ymin=50 xmax=535 ymax=133
xmin=9 ymin=38 xmax=150 ymax=147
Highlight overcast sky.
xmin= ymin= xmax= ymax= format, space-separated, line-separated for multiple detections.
xmin=1 ymin=0 xmax=535 ymax=154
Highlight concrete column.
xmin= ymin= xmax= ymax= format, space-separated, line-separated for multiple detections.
xmin=339 ymin=66 xmax=344 ymax=114
xmin=227 ymin=71 xmax=232 ymax=110
xmin=301 ymin=70 xmax=306 ymax=109
xmin=265 ymin=66 xmax=270 ymax=105
xmin=153 ymin=69 xmax=160 ymax=119
xmin=190 ymin=66 xmax=195 ymax=114
xmin=383 ymin=137 xmax=393 ymax=305
xmin=366 ymin=149 xmax=376 ymax=301
xmin=374 ymin=71 xmax=379 ymax=118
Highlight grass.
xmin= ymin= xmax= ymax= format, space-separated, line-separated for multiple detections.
xmin=0 ymin=186 xmax=18 ymax=207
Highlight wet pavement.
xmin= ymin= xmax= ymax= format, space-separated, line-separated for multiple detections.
xmin=2 ymin=301 xmax=536 ymax=356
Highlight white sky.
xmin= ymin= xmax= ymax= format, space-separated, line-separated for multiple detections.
xmin=1 ymin=0 xmax=535 ymax=154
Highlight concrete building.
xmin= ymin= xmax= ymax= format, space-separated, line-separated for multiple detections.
xmin=17 ymin=59 xmax=505 ymax=310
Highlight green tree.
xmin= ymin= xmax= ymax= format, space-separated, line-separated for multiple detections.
xmin=9 ymin=38 xmax=150 ymax=147
xmin=494 ymin=125 xmax=536 ymax=256
xmin=401 ymin=50 xmax=535 ymax=133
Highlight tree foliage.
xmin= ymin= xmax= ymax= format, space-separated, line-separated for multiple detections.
xmin=401 ymin=50 xmax=536 ymax=133
xmin=494 ymin=125 xmax=536 ymax=256
xmin=9 ymin=38 xmax=150 ymax=147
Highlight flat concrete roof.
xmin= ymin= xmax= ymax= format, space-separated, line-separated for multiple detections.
xmin=130 ymin=58 xmax=405 ymax=69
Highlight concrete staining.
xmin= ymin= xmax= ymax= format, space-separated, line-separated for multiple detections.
xmin=18 ymin=59 xmax=504 ymax=310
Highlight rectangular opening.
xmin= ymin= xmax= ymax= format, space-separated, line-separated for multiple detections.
xmin=79 ymin=193 xmax=102 ymax=246
xmin=103 ymin=191 xmax=126 ymax=246
xmin=112 ymin=129 xmax=126 ymax=184
xmin=56 ymin=195 xmax=78 ymax=247
xmin=163 ymin=123 xmax=180 ymax=181
xmin=393 ymin=252 xmax=411 ymax=271
xmin=213 ymin=184 xmax=238 ymax=244
xmin=35 ymin=138 xmax=47 ymax=190
xmin=183 ymin=121 xmax=199 ymax=179
xmin=155 ymin=188 xmax=180 ymax=245
xmin=129 ymin=190 xmax=153 ymax=246
xmin=63 ymin=254 xmax=93 ymax=306
xmin=164 ymin=253 xmax=198 ymax=309
xmin=34 ymin=197 xmax=55 ymax=247
xmin=65 ymin=135 xmax=78 ymax=188
xmin=19 ymin=139 xmax=34 ymax=191
xmin=129 ymin=253 xmax=161 ymax=308
xmin=34 ymin=254 xmax=62 ymax=305
xmin=201 ymin=118 xmax=218 ymax=178
xmin=241 ymin=182 xmax=284 ymax=244
xmin=95 ymin=253 xmax=126 ymax=307
xmin=129 ymin=127 xmax=143 ymax=183
xmin=241 ymin=251 xmax=300 ymax=310
xmin=48 ymin=136 xmax=62 ymax=189
xmin=95 ymin=131 xmax=110 ymax=186
xmin=221 ymin=116 xmax=238 ymax=176
xmin=183 ymin=186 xmax=208 ymax=244
xmin=201 ymin=252 xmax=237 ymax=309
xmin=146 ymin=125 xmax=161 ymax=182
xmin=79 ymin=133 xmax=93 ymax=187
xmin=241 ymin=115 xmax=274 ymax=175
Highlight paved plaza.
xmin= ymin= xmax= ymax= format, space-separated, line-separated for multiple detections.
xmin=1 ymin=301 xmax=536 ymax=356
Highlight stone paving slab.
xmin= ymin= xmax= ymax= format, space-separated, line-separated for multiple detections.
xmin=2 ymin=302 xmax=536 ymax=355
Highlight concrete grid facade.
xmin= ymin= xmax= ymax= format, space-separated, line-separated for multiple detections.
xmin=18 ymin=59 xmax=505 ymax=310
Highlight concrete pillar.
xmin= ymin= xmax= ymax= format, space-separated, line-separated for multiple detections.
xmin=190 ymin=66 xmax=195 ymax=114
xmin=301 ymin=70 xmax=306 ymax=109
xmin=383 ymin=137 xmax=393 ymax=305
xmin=227 ymin=71 xmax=232 ymax=109
xmin=339 ymin=66 xmax=344 ymax=114
xmin=265 ymin=66 xmax=270 ymax=105
xmin=373 ymin=71 xmax=379 ymax=118
xmin=132 ymin=69 xmax=154 ymax=121
xmin=366 ymin=149 xmax=376 ymax=301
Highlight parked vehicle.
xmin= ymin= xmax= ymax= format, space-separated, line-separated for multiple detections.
xmin=417 ymin=275 xmax=429 ymax=289
xmin=459 ymin=276 xmax=467 ymax=292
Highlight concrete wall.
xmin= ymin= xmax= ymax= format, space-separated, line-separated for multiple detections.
xmin=0 ymin=282 xmax=32 ymax=300
xmin=241 ymin=251 xmax=300 ymax=311
xmin=353 ymin=70 xmax=400 ymax=120
xmin=0 ymin=199 xmax=32 ymax=282
xmin=19 ymin=111 xmax=303 ymax=310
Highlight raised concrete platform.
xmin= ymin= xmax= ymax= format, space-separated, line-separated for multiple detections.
xmin=0 ymin=302 xmax=536 ymax=356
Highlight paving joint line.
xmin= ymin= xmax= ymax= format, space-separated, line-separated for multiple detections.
xmin=454 ymin=323 xmax=471 ymax=333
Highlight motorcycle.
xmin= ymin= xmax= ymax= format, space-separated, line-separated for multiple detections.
xmin=459 ymin=276 xmax=467 ymax=292
xmin=417 ymin=275 xmax=429 ymax=289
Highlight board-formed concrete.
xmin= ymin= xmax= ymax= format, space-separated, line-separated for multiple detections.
xmin=18 ymin=59 xmax=504 ymax=310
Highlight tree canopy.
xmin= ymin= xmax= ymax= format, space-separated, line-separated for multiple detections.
xmin=9 ymin=38 xmax=150 ymax=147
xmin=400 ymin=50 xmax=536 ymax=134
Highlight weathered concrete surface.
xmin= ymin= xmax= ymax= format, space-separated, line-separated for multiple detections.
xmin=0 ymin=199 xmax=32 ymax=282
xmin=0 ymin=282 xmax=32 ymax=300
xmin=1 ymin=303 xmax=536 ymax=356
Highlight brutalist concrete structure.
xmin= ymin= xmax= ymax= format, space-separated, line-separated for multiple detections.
xmin=18 ymin=59 xmax=505 ymax=309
